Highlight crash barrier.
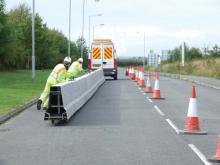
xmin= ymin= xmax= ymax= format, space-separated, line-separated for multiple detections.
xmin=44 ymin=68 xmax=105 ymax=123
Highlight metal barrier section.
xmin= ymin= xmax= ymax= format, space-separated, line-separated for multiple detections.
xmin=44 ymin=69 xmax=105 ymax=122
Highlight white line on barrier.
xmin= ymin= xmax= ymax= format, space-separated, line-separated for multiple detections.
xmin=166 ymin=119 xmax=180 ymax=134
xmin=154 ymin=105 xmax=165 ymax=116
xmin=188 ymin=144 xmax=212 ymax=165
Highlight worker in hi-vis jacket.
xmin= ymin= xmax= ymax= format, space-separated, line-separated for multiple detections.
xmin=37 ymin=56 xmax=72 ymax=110
xmin=66 ymin=58 xmax=84 ymax=80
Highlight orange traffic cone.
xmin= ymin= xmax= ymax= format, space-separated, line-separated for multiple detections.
xmin=135 ymin=68 xmax=139 ymax=82
xmin=138 ymin=69 xmax=145 ymax=87
xmin=151 ymin=72 xmax=164 ymax=99
xmin=128 ymin=66 xmax=131 ymax=78
xmin=132 ymin=67 xmax=136 ymax=80
xmin=145 ymin=71 xmax=153 ymax=93
xmin=125 ymin=67 xmax=129 ymax=76
xmin=208 ymin=135 xmax=220 ymax=162
xmin=179 ymin=85 xmax=206 ymax=134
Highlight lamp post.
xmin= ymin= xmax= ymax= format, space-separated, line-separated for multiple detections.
xmin=137 ymin=31 xmax=146 ymax=71
xmin=68 ymin=0 xmax=71 ymax=57
xmin=89 ymin=14 xmax=102 ymax=51
xmin=81 ymin=0 xmax=101 ymax=58
xmin=93 ymin=24 xmax=104 ymax=40
xmin=32 ymin=0 xmax=35 ymax=80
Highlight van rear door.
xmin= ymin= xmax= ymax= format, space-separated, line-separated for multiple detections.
xmin=91 ymin=45 xmax=102 ymax=69
xmin=103 ymin=45 xmax=114 ymax=69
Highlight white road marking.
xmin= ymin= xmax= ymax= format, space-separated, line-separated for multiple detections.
xmin=148 ymin=98 xmax=153 ymax=103
xmin=188 ymin=144 xmax=212 ymax=165
xmin=166 ymin=119 xmax=180 ymax=134
xmin=142 ymin=93 xmax=146 ymax=95
xmin=154 ymin=105 xmax=165 ymax=116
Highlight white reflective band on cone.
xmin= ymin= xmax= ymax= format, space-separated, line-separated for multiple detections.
xmin=147 ymin=79 xmax=151 ymax=86
xmin=154 ymin=80 xmax=159 ymax=90
xmin=187 ymin=98 xmax=198 ymax=117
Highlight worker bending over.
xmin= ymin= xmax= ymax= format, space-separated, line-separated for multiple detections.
xmin=37 ymin=56 xmax=72 ymax=110
xmin=67 ymin=58 xmax=84 ymax=80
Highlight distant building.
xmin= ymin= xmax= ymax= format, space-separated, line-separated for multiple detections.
xmin=148 ymin=52 xmax=159 ymax=67
xmin=161 ymin=50 xmax=171 ymax=61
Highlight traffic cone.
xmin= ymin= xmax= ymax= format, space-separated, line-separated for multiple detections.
xmin=179 ymin=85 xmax=206 ymax=134
xmin=135 ymin=68 xmax=139 ymax=82
xmin=208 ymin=135 xmax=220 ymax=162
xmin=125 ymin=67 xmax=129 ymax=76
xmin=145 ymin=71 xmax=153 ymax=93
xmin=138 ymin=69 xmax=145 ymax=87
xmin=128 ymin=66 xmax=131 ymax=78
xmin=132 ymin=67 xmax=136 ymax=80
xmin=151 ymin=72 xmax=164 ymax=99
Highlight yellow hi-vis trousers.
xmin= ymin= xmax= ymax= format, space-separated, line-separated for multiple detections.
xmin=39 ymin=77 xmax=56 ymax=109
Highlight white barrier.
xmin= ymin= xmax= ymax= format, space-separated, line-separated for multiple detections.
xmin=44 ymin=68 xmax=105 ymax=122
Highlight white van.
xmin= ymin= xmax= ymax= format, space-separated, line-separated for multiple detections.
xmin=88 ymin=39 xmax=118 ymax=80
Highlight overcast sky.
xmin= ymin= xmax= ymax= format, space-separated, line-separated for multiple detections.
xmin=5 ymin=0 xmax=220 ymax=57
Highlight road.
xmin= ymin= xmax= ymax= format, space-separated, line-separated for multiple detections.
xmin=0 ymin=68 xmax=220 ymax=165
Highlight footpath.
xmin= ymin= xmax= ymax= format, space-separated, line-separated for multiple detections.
xmin=160 ymin=73 xmax=220 ymax=90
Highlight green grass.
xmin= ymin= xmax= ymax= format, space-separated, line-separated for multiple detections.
xmin=160 ymin=58 xmax=220 ymax=79
xmin=0 ymin=70 xmax=51 ymax=116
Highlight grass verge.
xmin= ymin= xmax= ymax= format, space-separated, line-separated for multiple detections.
xmin=0 ymin=70 xmax=50 ymax=116
xmin=160 ymin=58 xmax=220 ymax=79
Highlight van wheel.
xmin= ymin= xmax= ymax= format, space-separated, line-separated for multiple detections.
xmin=114 ymin=75 xmax=117 ymax=80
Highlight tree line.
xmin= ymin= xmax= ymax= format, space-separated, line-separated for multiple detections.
xmin=166 ymin=44 xmax=220 ymax=63
xmin=0 ymin=0 xmax=88 ymax=70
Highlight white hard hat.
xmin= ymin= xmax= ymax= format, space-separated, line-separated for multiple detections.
xmin=64 ymin=56 xmax=72 ymax=64
xmin=78 ymin=58 xmax=83 ymax=63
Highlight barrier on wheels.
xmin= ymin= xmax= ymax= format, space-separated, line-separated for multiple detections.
xmin=44 ymin=68 xmax=105 ymax=124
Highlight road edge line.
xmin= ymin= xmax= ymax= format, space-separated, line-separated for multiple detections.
xmin=0 ymin=98 xmax=37 ymax=124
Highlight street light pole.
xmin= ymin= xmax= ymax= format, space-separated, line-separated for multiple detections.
xmin=137 ymin=31 xmax=146 ymax=71
xmin=89 ymin=14 xmax=102 ymax=51
xmin=81 ymin=0 xmax=101 ymax=59
xmin=80 ymin=0 xmax=85 ymax=58
xmin=68 ymin=0 xmax=71 ymax=57
xmin=32 ymin=0 xmax=35 ymax=80
xmin=93 ymin=24 xmax=104 ymax=40
xmin=143 ymin=32 xmax=146 ymax=71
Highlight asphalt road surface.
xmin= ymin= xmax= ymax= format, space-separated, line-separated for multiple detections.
xmin=0 ymin=68 xmax=220 ymax=165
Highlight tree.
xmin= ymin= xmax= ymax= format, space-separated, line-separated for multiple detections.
xmin=0 ymin=0 xmax=13 ymax=70
xmin=76 ymin=37 xmax=88 ymax=68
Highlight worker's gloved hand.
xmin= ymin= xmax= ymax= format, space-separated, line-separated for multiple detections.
xmin=37 ymin=99 xmax=42 ymax=110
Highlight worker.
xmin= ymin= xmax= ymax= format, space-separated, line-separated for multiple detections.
xmin=37 ymin=56 xmax=72 ymax=110
xmin=67 ymin=58 xmax=84 ymax=80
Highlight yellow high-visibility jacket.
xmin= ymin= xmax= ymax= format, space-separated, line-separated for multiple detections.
xmin=48 ymin=64 xmax=67 ymax=84
xmin=67 ymin=61 xmax=83 ymax=79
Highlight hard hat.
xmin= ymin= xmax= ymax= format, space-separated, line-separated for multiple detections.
xmin=78 ymin=58 xmax=83 ymax=63
xmin=64 ymin=56 xmax=72 ymax=64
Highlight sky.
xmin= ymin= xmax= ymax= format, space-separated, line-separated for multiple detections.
xmin=5 ymin=0 xmax=220 ymax=57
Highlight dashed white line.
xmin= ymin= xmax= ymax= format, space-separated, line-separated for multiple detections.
xmin=166 ymin=119 xmax=180 ymax=134
xmin=154 ymin=105 xmax=165 ymax=116
xmin=146 ymin=96 xmax=153 ymax=103
xmin=148 ymin=98 xmax=153 ymax=103
xmin=142 ymin=93 xmax=146 ymax=95
xmin=188 ymin=144 xmax=212 ymax=165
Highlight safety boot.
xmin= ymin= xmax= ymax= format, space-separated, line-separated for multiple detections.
xmin=37 ymin=99 xmax=42 ymax=110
